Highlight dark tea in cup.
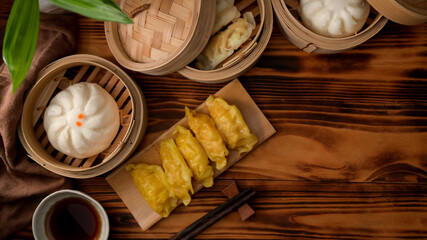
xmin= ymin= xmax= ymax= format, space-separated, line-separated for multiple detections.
xmin=45 ymin=197 xmax=101 ymax=240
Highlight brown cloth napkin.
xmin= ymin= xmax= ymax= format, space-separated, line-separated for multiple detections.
xmin=0 ymin=14 xmax=76 ymax=239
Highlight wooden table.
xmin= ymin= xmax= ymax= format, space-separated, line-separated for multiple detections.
xmin=6 ymin=5 xmax=427 ymax=240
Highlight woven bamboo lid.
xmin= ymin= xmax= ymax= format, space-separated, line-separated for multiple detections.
xmin=18 ymin=54 xmax=147 ymax=179
xmin=105 ymin=0 xmax=215 ymax=75
xmin=272 ymin=0 xmax=388 ymax=54
xmin=368 ymin=0 xmax=427 ymax=25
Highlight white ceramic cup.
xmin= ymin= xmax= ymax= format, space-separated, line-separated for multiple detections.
xmin=32 ymin=189 xmax=109 ymax=240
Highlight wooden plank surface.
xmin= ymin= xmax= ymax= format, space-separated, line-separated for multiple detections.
xmin=2 ymin=0 xmax=426 ymax=239
xmin=106 ymin=79 xmax=275 ymax=231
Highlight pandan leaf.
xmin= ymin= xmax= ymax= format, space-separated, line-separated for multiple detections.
xmin=3 ymin=0 xmax=39 ymax=93
xmin=48 ymin=0 xmax=133 ymax=24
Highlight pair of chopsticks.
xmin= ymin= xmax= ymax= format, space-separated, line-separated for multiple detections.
xmin=169 ymin=187 xmax=256 ymax=240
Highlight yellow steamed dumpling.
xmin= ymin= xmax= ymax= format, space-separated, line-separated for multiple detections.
xmin=185 ymin=107 xmax=229 ymax=170
xmin=160 ymin=138 xmax=194 ymax=206
xmin=205 ymin=95 xmax=257 ymax=154
xmin=127 ymin=96 xmax=258 ymax=218
xmin=173 ymin=125 xmax=214 ymax=188
xmin=126 ymin=163 xmax=177 ymax=218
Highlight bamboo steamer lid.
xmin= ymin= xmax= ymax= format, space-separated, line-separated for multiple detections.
xmin=272 ymin=0 xmax=388 ymax=54
xmin=105 ymin=0 xmax=216 ymax=75
xmin=178 ymin=0 xmax=273 ymax=83
xmin=18 ymin=54 xmax=148 ymax=179
xmin=106 ymin=0 xmax=272 ymax=83
xmin=367 ymin=0 xmax=427 ymax=25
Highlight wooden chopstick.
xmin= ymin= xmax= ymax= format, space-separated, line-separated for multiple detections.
xmin=169 ymin=187 xmax=256 ymax=240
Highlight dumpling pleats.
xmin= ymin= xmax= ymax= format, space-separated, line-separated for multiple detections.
xmin=196 ymin=12 xmax=256 ymax=70
xmin=126 ymin=163 xmax=177 ymax=218
xmin=173 ymin=125 xmax=214 ymax=188
xmin=160 ymin=138 xmax=194 ymax=206
xmin=212 ymin=0 xmax=241 ymax=35
xmin=205 ymin=95 xmax=257 ymax=155
xmin=185 ymin=107 xmax=229 ymax=170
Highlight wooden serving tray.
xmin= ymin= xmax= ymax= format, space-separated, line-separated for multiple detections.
xmin=106 ymin=79 xmax=276 ymax=230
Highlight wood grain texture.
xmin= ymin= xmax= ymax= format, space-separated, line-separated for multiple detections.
xmin=2 ymin=0 xmax=426 ymax=238
xmin=106 ymin=79 xmax=275 ymax=231
xmin=10 ymin=178 xmax=427 ymax=239
xmin=221 ymin=181 xmax=255 ymax=221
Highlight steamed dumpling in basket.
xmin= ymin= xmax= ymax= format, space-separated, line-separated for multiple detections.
xmin=196 ymin=12 xmax=256 ymax=70
xmin=212 ymin=0 xmax=241 ymax=35
xmin=298 ymin=0 xmax=370 ymax=38
xmin=43 ymin=82 xmax=120 ymax=159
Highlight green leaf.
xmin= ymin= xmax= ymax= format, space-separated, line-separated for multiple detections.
xmin=3 ymin=0 xmax=40 ymax=93
xmin=48 ymin=0 xmax=133 ymax=24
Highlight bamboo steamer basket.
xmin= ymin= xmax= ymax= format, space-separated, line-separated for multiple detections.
xmin=367 ymin=0 xmax=427 ymax=25
xmin=105 ymin=0 xmax=215 ymax=75
xmin=178 ymin=0 xmax=273 ymax=83
xmin=105 ymin=0 xmax=273 ymax=83
xmin=18 ymin=54 xmax=148 ymax=179
xmin=272 ymin=0 xmax=388 ymax=53
xmin=272 ymin=0 xmax=426 ymax=54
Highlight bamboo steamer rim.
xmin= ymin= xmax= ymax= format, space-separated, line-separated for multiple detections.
xmin=271 ymin=0 xmax=388 ymax=53
xmin=178 ymin=0 xmax=273 ymax=83
xmin=179 ymin=0 xmax=265 ymax=73
xmin=367 ymin=0 xmax=427 ymax=25
xmin=196 ymin=0 xmax=266 ymax=71
xmin=105 ymin=0 xmax=216 ymax=76
xmin=18 ymin=54 xmax=148 ymax=179
xmin=395 ymin=0 xmax=427 ymax=15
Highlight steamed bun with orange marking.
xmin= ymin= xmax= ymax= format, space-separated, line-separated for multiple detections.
xmin=43 ymin=82 xmax=120 ymax=158
xmin=299 ymin=0 xmax=370 ymax=38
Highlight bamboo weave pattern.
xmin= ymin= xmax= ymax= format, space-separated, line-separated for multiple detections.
xmin=120 ymin=0 xmax=196 ymax=62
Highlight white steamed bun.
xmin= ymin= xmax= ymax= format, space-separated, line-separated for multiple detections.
xmin=44 ymin=82 xmax=120 ymax=159
xmin=299 ymin=0 xmax=370 ymax=38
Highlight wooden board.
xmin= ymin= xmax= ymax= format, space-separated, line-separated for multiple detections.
xmin=106 ymin=79 xmax=276 ymax=231
xmin=4 ymin=1 xmax=427 ymax=238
